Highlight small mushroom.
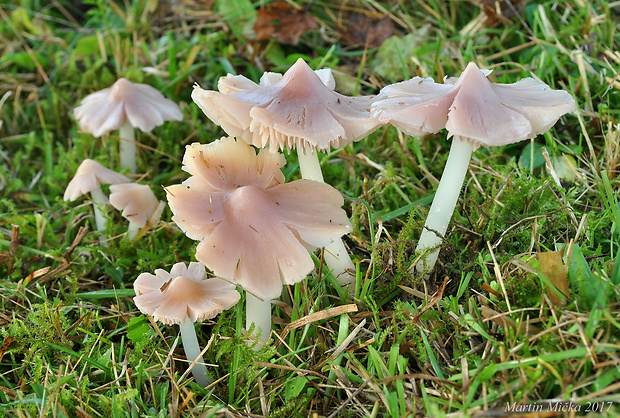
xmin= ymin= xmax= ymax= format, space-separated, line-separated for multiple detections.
xmin=64 ymin=159 xmax=130 ymax=235
xmin=165 ymin=137 xmax=352 ymax=344
xmin=133 ymin=261 xmax=240 ymax=386
xmin=73 ymin=78 xmax=183 ymax=173
xmin=372 ymin=62 xmax=577 ymax=277
xmin=109 ymin=183 xmax=164 ymax=240
xmin=191 ymin=58 xmax=382 ymax=291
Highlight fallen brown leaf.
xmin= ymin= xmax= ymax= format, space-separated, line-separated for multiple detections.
xmin=538 ymin=250 xmax=570 ymax=306
xmin=254 ymin=1 xmax=317 ymax=45
xmin=345 ymin=12 xmax=394 ymax=48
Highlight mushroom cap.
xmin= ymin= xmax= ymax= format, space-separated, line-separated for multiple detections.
xmin=191 ymin=58 xmax=382 ymax=153
xmin=64 ymin=159 xmax=130 ymax=201
xmin=109 ymin=183 xmax=160 ymax=228
xmin=133 ymin=261 xmax=240 ymax=325
xmin=372 ymin=62 xmax=577 ymax=147
xmin=73 ymin=78 xmax=184 ymax=137
xmin=370 ymin=77 xmax=455 ymax=137
xmin=165 ymin=137 xmax=353 ymax=300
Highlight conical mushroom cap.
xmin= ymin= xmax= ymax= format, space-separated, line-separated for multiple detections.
xmin=165 ymin=137 xmax=352 ymax=300
xmin=109 ymin=183 xmax=160 ymax=228
xmin=74 ymin=78 xmax=183 ymax=137
xmin=133 ymin=262 xmax=240 ymax=325
xmin=191 ymin=59 xmax=382 ymax=153
xmin=372 ymin=62 xmax=576 ymax=147
xmin=64 ymin=159 xmax=130 ymax=201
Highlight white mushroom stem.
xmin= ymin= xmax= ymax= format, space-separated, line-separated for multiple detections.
xmin=298 ymin=149 xmax=356 ymax=292
xmin=119 ymin=122 xmax=137 ymax=173
xmin=179 ymin=315 xmax=212 ymax=386
xmin=245 ymin=293 xmax=271 ymax=348
xmin=411 ymin=137 xmax=474 ymax=278
xmin=298 ymin=148 xmax=325 ymax=182
xmin=89 ymin=186 xmax=109 ymax=233
xmin=126 ymin=222 xmax=141 ymax=241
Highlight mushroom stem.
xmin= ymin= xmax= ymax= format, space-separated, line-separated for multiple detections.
xmin=119 ymin=122 xmax=137 ymax=173
xmin=245 ymin=292 xmax=271 ymax=348
xmin=298 ymin=149 xmax=356 ymax=292
xmin=179 ymin=315 xmax=212 ymax=386
xmin=126 ymin=222 xmax=140 ymax=241
xmin=411 ymin=137 xmax=474 ymax=278
xmin=89 ymin=186 xmax=109 ymax=234
xmin=323 ymin=239 xmax=356 ymax=290
xmin=298 ymin=148 xmax=324 ymax=182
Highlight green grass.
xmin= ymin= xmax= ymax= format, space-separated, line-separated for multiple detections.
xmin=1 ymin=0 xmax=620 ymax=416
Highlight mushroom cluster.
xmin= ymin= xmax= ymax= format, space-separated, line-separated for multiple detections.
xmin=64 ymin=159 xmax=130 ymax=236
xmin=66 ymin=58 xmax=575 ymax=386
xmin=191 ymin=58 xmax=383 ymax=291
xmin=166 ymin=137 xmax=353 ymax=344
xmin=65 ymin=159 xmax=164 ymax=241
xmin=68 ymin=79 xmax=181 ymax=239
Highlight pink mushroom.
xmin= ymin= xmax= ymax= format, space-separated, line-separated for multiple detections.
xmin=109 ymin=183 xmax=164 ymax=240
xmin=73 ymin=78 xmax=183 ymax=173
xmin=191 ymin=59 xmax=379 ymax=156
xmin=64 ymin=159 xmax=130 ymax=235
xmin=165 ymin=137 xmax=352 ymax=344
xmin=134 ymin=261 xmax=240 ymax=386
xmin=372 ymin=62 xmax=577 ymax=277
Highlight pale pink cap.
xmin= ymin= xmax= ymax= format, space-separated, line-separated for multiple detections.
xmin=64 ymin=159 xmax=130 ymax=201
xmin=109 ymin=183 xmax=160 ymax=228
xmin=165 ymin=137 xmax=353 ymax=300
xmin=74 ymin=78 xmax=184 ymax=137
xmin=191 ymin=59 xmax=381 ymax=153
xmin=133 ymin=262 xmax=240 ymax=325
xmin=372 ymin=62 xmax=577 ymax=147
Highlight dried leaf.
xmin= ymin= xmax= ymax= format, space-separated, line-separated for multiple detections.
xmin=539 ymin=250 xmax=569 ymax=306
xmin=254 ymin=1 xmax=317 ymax=45
xmin=0 ymin=252 xmax=11 ymax=265
xmin=345 ymin=12 xmax=394 ymax=48
xmin=477 ymin=0 xmax=525 ymax=27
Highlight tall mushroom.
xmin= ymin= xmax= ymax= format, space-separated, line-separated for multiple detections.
xmin=109 ymin=182 xmax=164 ymax=240
xmin=133 ymin=261 xmax=240 ymax=386
xmin=73 ymin=78 xmax=183 ymax=173
xmin=165 ymin=137 xmax=352 ymax=345
xmin=372 ymin=62 xmax=576 ymax=277
xmin=64 ymin=159 xmax=130 ymax=235
xmin=191 ymin=58 xmax=383 ymax=291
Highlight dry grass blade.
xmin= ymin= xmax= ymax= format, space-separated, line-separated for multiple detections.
xmin=410 ymin=276 xmax=450 ymax=323
xmin=380 ymin=373 xmax=461 ymax=388
xmin=479 ymin=305 xmax=540 ymax=336
xmin=278 ymin=304 xmax=358 ymax=342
